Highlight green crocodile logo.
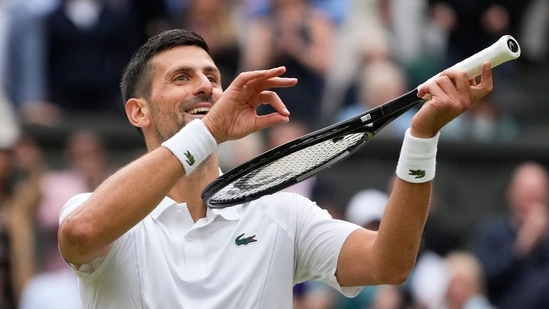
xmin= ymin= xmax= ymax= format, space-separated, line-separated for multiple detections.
xmin=184 ymin=150 xmax=195 ymax=166
xmin=235 ymin=233 xmax=257 ymax=246
xmin=408 ymin=169 xmax=426 ymax=179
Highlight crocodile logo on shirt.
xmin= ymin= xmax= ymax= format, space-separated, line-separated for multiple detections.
xmin=184 ymin=150 xmax=195 ymax=166
xmin=408 ymin=169 xmax=426 ymax=179
xmin=235 ymin=233 xmax=257 ymax=246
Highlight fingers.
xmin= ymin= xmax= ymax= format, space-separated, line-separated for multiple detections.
xmin=203 ymin=67 xmax=297 ymax=143
xmin=417 ymin=62 xmax=493 ymax=99
xmin=411 ymin=63 xmax=494 ymax=137
xmin=239 ymin=91 xmax=291 ymax=132
xmin=470 ymin=62 xmax=493 ymax=102
xmin=259 ymin=91 xmax=290 ymax=117
xmin=439 ymin=61 xmax=493 ymax=103
xmin=229 ymin=66 xmax=298 ymax=93
xmin=418 ymin=70 xmax=466 ymax=101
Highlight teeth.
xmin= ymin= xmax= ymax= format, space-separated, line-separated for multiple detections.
xmin=187 ymin=107 xmax=210 ymax=115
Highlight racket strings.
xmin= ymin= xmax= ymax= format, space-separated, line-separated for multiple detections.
xmin=210 ymin=132 xmax=369 ymax=203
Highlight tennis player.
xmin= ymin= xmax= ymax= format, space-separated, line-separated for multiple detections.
xmin=58 ymin=29 xmax=493 ymax=308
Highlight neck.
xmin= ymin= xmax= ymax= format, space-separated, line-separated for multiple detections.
xmin=168 ymin=154 xmax=219 ymax=222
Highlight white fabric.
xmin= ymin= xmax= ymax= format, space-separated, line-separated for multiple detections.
xmin=396 ymin=128 xmax=439 ymax=183
xmin=161 ymin=119 xmax=217 ymax=175
xmin=345 ymin=189 xmax=388 ymax=227
xmin=59 ymin=192 xmax=362 ymax=309
xmin=19 ymin=268 xmax=83 ymax=309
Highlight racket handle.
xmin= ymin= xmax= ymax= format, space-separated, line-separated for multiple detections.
xmin=449 ymin=35 xmax=521 ymax=78
xmin=420 ymin=35 xmax=521 ymax=90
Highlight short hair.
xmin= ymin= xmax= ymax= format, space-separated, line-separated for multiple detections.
xmin=120 ymin=29 xmax=210 ymax=105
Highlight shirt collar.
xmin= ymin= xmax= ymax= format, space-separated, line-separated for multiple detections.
xmin=150 ymin=169 xmax=241 ymax=221
xmin=208 ymin=205 xmax=241 ymax=221
xmin=150 ymin=196 xmax=177 ymax=220
xmin=150 ymin=196 xmax=243 ymax=221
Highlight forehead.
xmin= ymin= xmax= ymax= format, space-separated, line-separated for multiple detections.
xmin=150 ymin=45 xmax=217 ymax=75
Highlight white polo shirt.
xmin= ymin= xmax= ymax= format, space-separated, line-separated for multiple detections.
xmin=59 ymin=192 xmax=362 ymax=309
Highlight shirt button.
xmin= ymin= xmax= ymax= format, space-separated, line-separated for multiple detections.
xmin=185 ymin=234 xmax=194 ymax=242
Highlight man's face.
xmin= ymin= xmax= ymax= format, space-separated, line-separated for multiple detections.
xmin=147 ymin=45 xmax=223 ymax=141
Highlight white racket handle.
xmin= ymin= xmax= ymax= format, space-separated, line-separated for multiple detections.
xmin=419 ymin=35 xmax=521 ymax=90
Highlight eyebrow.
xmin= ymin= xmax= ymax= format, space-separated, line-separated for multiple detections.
xmin=171 ymin=65 xmax=221 ymax=77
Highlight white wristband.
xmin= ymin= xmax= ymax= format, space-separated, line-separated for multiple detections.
xmin=396 ymin=128 xmax=440 ymax=183
xmin=161 ymin=119 xmax=217 ymax=175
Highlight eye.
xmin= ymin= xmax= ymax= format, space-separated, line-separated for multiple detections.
xmin=175 ymin=74 xmax=189 ymax=82
xmin=207 ymin=75 xmax=219 ymax=84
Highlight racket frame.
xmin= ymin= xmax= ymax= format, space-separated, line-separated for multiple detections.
xmin=202 ymin=90 xmax=425 ymax=207
xmin=201 ymin=34 xmax=522 ymax=208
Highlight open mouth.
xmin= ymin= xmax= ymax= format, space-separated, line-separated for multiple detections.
xmin=186 ymin=107 xmax=211 ymax=116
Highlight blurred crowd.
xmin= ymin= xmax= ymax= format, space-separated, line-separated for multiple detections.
xmin=1 ymin=0 xmax=548 ymax=134
xmin=0 ymin=0 xmax=548 ymax=308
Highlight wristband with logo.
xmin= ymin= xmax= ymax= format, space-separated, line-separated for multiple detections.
xmin=396 ymin=128 xmax=439 ymax=183
xmin=161 ymin=119 xmax=217 ymax=175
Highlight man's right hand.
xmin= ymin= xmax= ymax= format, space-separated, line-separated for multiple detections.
xmin=202 ymin=66 xmax=298 ymax=144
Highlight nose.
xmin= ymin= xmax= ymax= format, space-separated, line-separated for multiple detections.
xmin=194 ymin=74 xmax=213 ymax=97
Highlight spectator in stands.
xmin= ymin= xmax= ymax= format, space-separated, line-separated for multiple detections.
xmin=439 ymin=94 xmax=520 ymax=142
xmin=436 ymin=251 xmax=494 ymax=309
xmin=428 ymin=0 xmax=532 ymax=69
xmin=335 ymin=59 xmax=413 ymax=138
xmin=0 ymin=135 xmax=44 ymax=309
xmin=2 ymin=0 xmax=52 ymax=124
xmin=240 ymin=0 xmax=344 ymax=129
xmin=43 ymin=0 xmax=142 ymax=114
xmin=167 ymin=0 xmax=241 ymax=90
xmin=427 ymin=0 xmax=532 ymax=116
xmin=319 ymin=0 xmax=392 ymax=125
xmin=0 ymin=24 xmax=35 ymax=305
xmin=473 ymin=161 xmax=549 ymax=309
xmin=36 ymin=129 xmax=115 ymax=272
xmin=16 ymin=129 xmax=113 ymax=308
xmin=16 ymin=0 xmax=169 ymax=124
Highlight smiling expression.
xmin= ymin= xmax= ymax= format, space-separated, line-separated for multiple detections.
xmin=146 ymin=45 xmax=223 ymax=142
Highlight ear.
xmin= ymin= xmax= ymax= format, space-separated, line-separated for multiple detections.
xmin=125 ymin=98 xmax=151 ymax=129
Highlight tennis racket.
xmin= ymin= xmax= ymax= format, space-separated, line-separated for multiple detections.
xmin=202 ymin=35 xmax=521 ymax=208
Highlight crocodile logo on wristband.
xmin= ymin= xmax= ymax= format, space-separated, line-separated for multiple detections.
xmin=408 ymin=169 xmax=426 ymax=179
xmin=184 ymin=150 xmax=195 ymax=166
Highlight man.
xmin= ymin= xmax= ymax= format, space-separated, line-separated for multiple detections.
xmin=58 ymin=29 xmax=493 ymax=308
xmin=474 ymin=162 xmax=549 ymax=309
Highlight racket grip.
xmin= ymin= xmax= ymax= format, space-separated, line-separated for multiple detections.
xmin=449 ymin=35 xmax=521 ymax=78
xmin=420 ymin=35 xmax=521 ymax=91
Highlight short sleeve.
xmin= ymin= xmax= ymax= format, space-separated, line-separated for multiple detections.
xmin=59 ymin=192 xmax=92 ymax=224
xmin=290 ymin=193 xmax=362 ymax=297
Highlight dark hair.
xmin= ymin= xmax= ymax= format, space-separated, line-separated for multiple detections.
xmin=120 ymin=29 xmax=210 ymax=105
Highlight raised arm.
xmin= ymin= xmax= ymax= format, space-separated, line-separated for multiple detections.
xmin=335 ymin=63 xmax=493 ymax=286
xmin=58 ymin=67 xmax=297 ymax=266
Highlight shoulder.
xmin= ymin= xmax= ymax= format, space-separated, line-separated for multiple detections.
xmin=247 ymin=191 xmax=340 ymax=231
xmin=251 ymin=191 xmax=322 ymax=216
